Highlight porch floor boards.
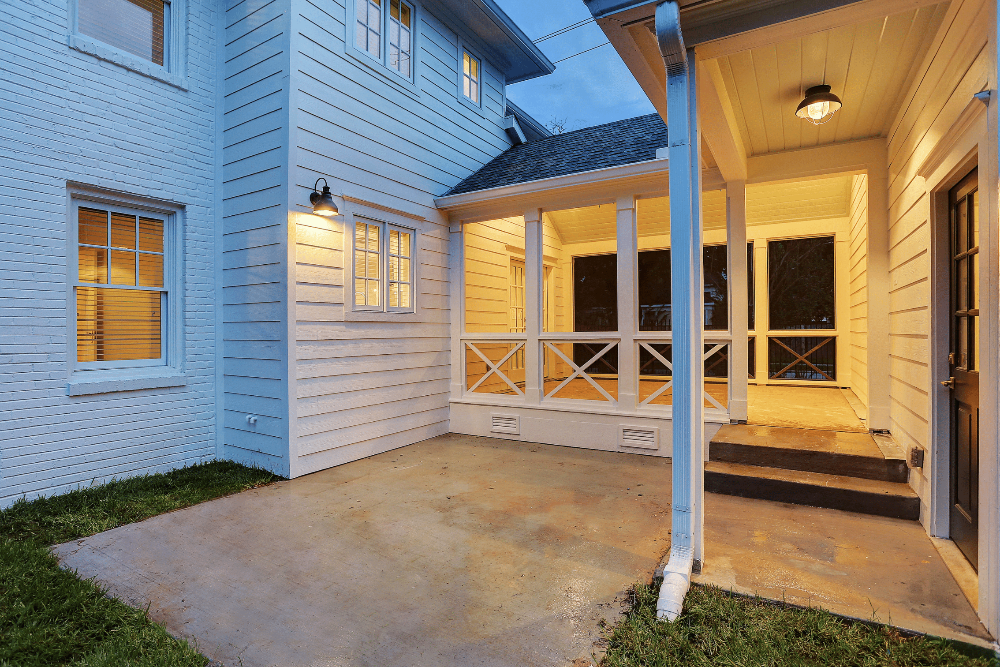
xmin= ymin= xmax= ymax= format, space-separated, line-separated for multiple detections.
xmin=747 ymin=385 xmax=868 ymax=432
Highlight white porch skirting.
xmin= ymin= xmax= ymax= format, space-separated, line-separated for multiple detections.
xmin=449 ymin=401 xmax=724 ymax=458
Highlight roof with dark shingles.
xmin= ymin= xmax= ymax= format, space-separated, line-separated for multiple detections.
xmin=446 ymin=113 xmax=667 ymax=196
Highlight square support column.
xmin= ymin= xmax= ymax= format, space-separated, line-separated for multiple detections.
xmin=524 ymin=208 xmax=543 ymax=406
xmin=617 ymin=195 xmax=638 ymax=412
xmin=449 ymin=223 xmax=464 ymax=400
xmin=727 ymin=181 xmax=748 ymax=421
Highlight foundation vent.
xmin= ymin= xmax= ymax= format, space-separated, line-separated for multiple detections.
xmin=490 ymin=414 xmax=520 ymax=435
xmin=620 ymin=425 xmax=659 ymax=450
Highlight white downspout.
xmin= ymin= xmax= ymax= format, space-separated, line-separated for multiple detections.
xmin=654 ymin=0 xmax=704 ymax=622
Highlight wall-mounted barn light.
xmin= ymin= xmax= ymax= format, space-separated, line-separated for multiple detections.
xmin=310 ymin=178 xmax=339 ymax=216
xmin=795 ymin=85 xmax=842 ymax=125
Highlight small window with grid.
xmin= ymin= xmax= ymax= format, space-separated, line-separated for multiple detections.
xmin=388 ymin=0 xmax=412 ymax=77
xmin=462 ymin=50 xmax=480 ymax=104
xmin=387 ymin=227 xmax=413 ymax=311
xmin=75 ymin=205 xmax=167 ymax=366
xmin=356 ymin=0 xmax=382 ymax=58
xmin=353 ymin=219 xmax=415 ymax=313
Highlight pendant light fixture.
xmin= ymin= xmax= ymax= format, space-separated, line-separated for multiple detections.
xmin=310 ymin=178 xmax=339 ymax=216
xmin=795 ymin=85 xmax=842 ymax=125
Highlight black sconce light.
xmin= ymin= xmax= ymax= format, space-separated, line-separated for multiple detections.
xmin=310 ymin=178 xmax=338 ymax=217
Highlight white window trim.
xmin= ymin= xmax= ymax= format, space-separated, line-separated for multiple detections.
xmin=344 ymin=206 xmax=420 ymax=322
xmin=345 ymin=0 xmax=418 ymax=92
xmin=68 ymin=0 xmax=189 ymax=90
xmin=459 ymin=47 xmax=482 ymax=108
xmin=66 ymin=186 xmax=185 ymax=394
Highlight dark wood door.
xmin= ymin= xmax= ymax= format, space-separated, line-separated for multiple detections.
xmin=948 ymin=168 xmax=979 ymax=571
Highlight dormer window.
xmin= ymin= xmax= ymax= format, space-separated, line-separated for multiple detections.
xmin=462 ymin=50 xmax=480 ymax=104
xmin=355 ymin=0 xmax=414 ymax=79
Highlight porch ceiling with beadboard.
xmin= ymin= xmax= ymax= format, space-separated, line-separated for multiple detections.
xmin=591 ymin=0 xmax=951 ymax=167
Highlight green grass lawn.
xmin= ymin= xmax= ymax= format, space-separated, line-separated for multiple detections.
xmin=602 ymin=581 xmax=997 ymax=667
xmin=0 ymin=461 xmax=279 ymax=667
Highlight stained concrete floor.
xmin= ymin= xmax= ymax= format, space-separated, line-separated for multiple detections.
xmin=747 ymin=385 xmax=868 ymax=432
xmin=696 ymin=492 xmax=992 ymax=645
xmin=53 ymin=434 xmax=991 ymax=667
xmin=54 ymin=435 xmax=673 ymax=667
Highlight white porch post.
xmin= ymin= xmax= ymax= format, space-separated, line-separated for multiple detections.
xmin=449 ymin=222 xmax=465 ymax=399
xmin=655 ymin=0 xmax=703 ymax=621
xmin=727 ymin=181 xmax=748 ymax=421
xmin=866 ymin=162 xmax=891 ymax=430
xmin=524 ymin=208 xmax=543 ymax=405
xmin=617 ymin=195 xmax=638 ymax=412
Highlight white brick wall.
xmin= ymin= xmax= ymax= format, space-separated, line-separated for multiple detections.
xmin=0 ymin=0 xmax=220 ymax=505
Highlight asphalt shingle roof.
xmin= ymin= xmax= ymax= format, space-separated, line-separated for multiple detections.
xmin=446 ymin=113 xmax=668 ymax=196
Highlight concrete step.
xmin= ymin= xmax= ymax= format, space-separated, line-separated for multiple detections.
xmin=710 ymin=424 xmax=908 ymax=483
xmin=705 ymin=460 xmax=920 ymax=521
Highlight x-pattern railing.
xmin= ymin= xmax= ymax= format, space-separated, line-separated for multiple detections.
xmin=465 ymin=341 xmax=525 ymax=395
xmin=543 ymin=340 xmax=617 ymax=403
xmin=769 ymin=336 xmax=835 ymax=382
xmin=637 ymin=341 xmax=729 ymax=410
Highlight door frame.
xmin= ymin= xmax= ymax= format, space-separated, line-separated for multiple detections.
xmin=923 ymin=102 xmax=997 ymax=617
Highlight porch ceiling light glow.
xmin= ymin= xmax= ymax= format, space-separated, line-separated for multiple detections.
xmin=795 ymin=85 xmax=843 ymax=125
xmin=310 ymin=178 xmax=338 ymax=216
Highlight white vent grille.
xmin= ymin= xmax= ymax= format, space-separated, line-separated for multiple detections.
xmin=490 ymin=414 xmax=520 ymax=435
xmin=620 ymin=426 xmax=658 ymax=450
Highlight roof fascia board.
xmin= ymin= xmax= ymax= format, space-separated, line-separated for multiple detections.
xmin=435 ymin=160 xmax=725 ymax=221
xmin=423 ymin=0 xmax=554 ymax=83
xmin=506 ymin=99 xmax=552 ymax=139
xmin=585 ymin=0 xmax=657 ymax=20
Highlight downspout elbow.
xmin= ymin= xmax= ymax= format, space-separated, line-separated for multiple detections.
xmin=656 ymin=545 xmax=693 ymax=621
xmin=655 ymin=1 xmax=686 ymax=77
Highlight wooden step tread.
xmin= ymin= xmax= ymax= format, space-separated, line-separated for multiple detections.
xmin=705 ymin=461 xmax=917 ymax=497
xmin=713 ymin=424 xmax=897 ymax=459
xmin=705 ymin=461 xmax=920 ymax=521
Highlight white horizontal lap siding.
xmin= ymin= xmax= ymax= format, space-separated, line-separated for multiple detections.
xmin=221 ymin=0 xmax=293 ymax=474
xmin=849 ymin=174 xmax=869 ymax=409
xmin=285 ymin=0 xmax=518 ymax=475
xmin=0 ymin=0 xmax=219 ymax=506
xmin=293 ymin=222 xmax=450 ymax=475
xmin=884 ymin=0 xmax=989 ymax=513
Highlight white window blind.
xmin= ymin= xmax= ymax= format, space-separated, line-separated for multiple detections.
xmin=76 ymin=206 xmax=166 ymax=363
xmin=354 ymin=221 xmax=382 ymax=308
xmin=78 ymin=0 xmax=168 ymax=66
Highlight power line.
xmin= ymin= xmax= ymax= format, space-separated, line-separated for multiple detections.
xmin=552 ymin=41 xmax=610 ymax=64
xmin=535 ymin=17 xmax=594 ymax=43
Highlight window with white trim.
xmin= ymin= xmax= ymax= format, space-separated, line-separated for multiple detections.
xmin=74 ymin=204 xmax=168 ymax=367
xmin=353 ymin=219 xmax=415 ymax=312
xmin=354 ymin=0 xmax=414 ymax=78
xmin=462 ymin=50 xmax=480 ymax=104
xmin=77 ymin=0 xmax=170 ymax=66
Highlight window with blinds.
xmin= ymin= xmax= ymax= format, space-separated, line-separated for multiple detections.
xmin=77 ymin=0 xmax=168 ymax=66
xmin=353 ymin=218 xmax=415 ymax=313
xmin=76 ymin=206 xmax=166 ymax=364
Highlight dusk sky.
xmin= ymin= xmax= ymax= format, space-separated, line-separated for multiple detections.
xmin=494 ymin=0 xmax=656 ymax=132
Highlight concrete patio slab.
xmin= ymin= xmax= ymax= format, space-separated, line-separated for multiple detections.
xmin=696 ymin=492 xmax=993 ymax=646
xmin=53 ymin=434 xmax=673 ymax=667
xmin=53 ymin=434 xmax=993 ymax=666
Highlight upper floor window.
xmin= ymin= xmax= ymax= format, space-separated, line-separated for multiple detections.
xmin=462 ymin=50 xmax=480 ymax=104
xmin=355 ymin=0 xmax=414 ymax=79
xmin=74 ymin=203 xmax=169 ymax=367
xmin=78 ymin=0 xmax=168 ymax=66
